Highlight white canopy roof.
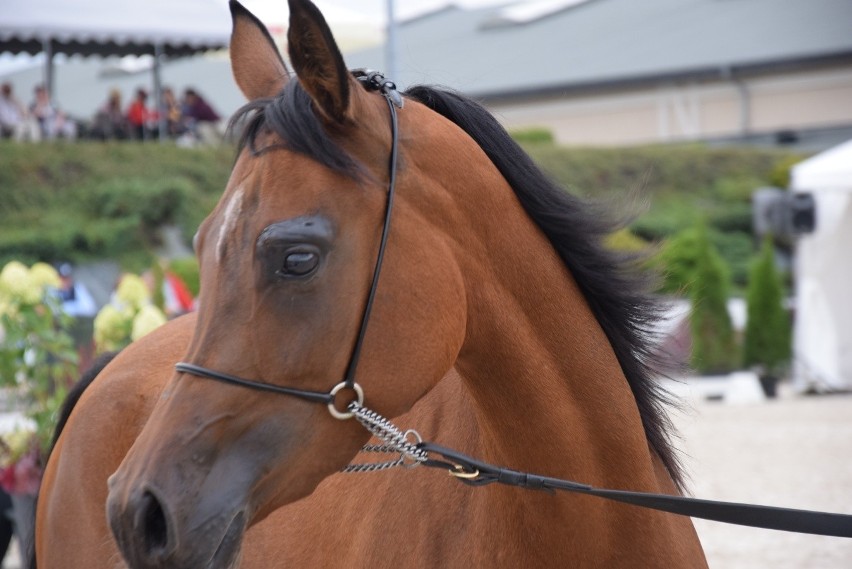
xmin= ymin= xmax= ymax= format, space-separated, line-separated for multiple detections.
xmin=792 ymin=138 xmax=852 ymax=192
xmin=0 ymin=0 xmax=231 ymax=58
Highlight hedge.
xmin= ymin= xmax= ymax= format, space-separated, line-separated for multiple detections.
xmin=0 ymin=140 xmax=805 ymax=280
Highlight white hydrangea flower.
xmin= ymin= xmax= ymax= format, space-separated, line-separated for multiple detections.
xmin=115 ymin=274 xmax=151 ymax=311
xmin=131 ymin=305 xmax=167 ymax=342
xmin=29 ymin=262 xmax=62 ymax=291
xmin=94 ymin=304 xmax=134 ymax=352
xmin=0 ymin=261 xmax=39 ymax=305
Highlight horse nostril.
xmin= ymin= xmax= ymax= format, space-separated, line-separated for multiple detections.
xmin=137 ymin=490 xmax=172 ymax=558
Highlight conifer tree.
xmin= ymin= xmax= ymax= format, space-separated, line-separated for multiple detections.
xmin=743 ymin=237 xmax=791 ymax=376
xmin=689 ymin=225 xmax=738 ymax=374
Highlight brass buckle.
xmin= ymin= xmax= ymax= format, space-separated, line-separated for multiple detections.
xmin=449 ymin=464 xmax=480 ymax=480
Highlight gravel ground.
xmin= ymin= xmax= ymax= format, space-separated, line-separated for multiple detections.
xmin=670 ymin=382 xmax=852 ymax=569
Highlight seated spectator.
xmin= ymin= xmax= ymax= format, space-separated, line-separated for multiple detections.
xmin=161 ymin=87 xmax=185 ymax=137
xmin=126 ymin=88 xmax=157 ymax=140
xmin=29 ymin=84 xmax=76 ymax=141
xmin=182 ymin=88 xmax=221 ymax=145
xmin=91 ymin=88 xmax=129 ymax=140
xmin=0 ymin=82 xmax=37 ymax=141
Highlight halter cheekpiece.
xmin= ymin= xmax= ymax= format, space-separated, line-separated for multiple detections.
xmin=175 ymin=69 xmax=402 ymax=420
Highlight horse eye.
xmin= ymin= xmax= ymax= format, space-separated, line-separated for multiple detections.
xmin=280 ymin=251 xmax=319 ymax=277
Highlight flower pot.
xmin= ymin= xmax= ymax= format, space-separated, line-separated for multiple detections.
xmin=758 ymin=375 xmax=779 ymax=399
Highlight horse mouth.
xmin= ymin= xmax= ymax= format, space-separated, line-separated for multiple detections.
xmin=209 ymin=511 xmax=246 ymax=569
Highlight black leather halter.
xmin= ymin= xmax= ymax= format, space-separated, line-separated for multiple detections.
xmin=175 ymin=70 xmax=403 ymax=419
xmin=172 ymin=72 xmax=852 ymax=538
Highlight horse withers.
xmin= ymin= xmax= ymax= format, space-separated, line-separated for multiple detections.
xmin=36 ymin=0 xmax=706 ymax=567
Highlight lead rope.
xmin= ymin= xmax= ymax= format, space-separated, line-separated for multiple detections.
xmin=339 ymin=400 xmax=852 ymax=538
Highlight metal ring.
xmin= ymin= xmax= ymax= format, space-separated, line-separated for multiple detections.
xmin=401 ymin=429 xmax=423 ymax=469
xmin=328 ymin=382 xmax=364 ymax=420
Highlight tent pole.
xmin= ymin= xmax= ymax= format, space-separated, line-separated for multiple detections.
xmin=153 ymin=43 xmax=166 ymax=142
xmin=385 ymin=0 xmax=398 ymax=82
xmin=42 ymin=38 xmax=54 ymax=99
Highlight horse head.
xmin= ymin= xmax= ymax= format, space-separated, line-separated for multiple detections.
xmin=106 ymin=1 xmax=470 ymax=567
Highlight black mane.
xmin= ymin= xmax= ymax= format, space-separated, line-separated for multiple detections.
xmin=230 ymin=80 xmax=361 ymax=177
xmin=230 ymin=80 xmax=683 ymax=489
xmin=406 ymin=85 xmax=682 ymax=488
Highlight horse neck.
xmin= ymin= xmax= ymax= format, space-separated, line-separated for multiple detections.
xmin=408 ymin=183 xmax=708 ymax=565
xmin=451 ymin=192 xmax=665 ymax=494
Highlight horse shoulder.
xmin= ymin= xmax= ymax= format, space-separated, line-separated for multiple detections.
xmin=36 ymin=313 xmax=196 ymax=568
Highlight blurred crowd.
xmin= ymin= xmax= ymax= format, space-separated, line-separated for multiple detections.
xmin=0 ymin=81 xmax=223 ymax=145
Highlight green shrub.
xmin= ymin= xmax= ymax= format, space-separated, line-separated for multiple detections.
xmin=510 ymin=128 xmax=554 ymax=145
xmin=525 ymin=145 xmax=804 ymax=201
xmin=767 ymin=155 xmax=803 ymax=188
xmin=0 ymin=141 xmax=232 ymax=268
xmin=0 ymin=140 xmax=808 ymax=275
xmin=654 ymin=227 xmax=702 ymax=295
xmin=604 ymin=228 xmax=650 ymax=253
xmin=630 ymin=199 xmax=701 ymax=242
xmin=168 ymin=257 xmax=201 ymax=297
xmin=653 ymin=225 xmax=754 ymax=294
xmin=743 ymin=237 xmax=791 ymax=375
xmin=707 ymin=202 xmax=752 ymax=234
xmin=712 ymin=230 xmax=753 ymax=288
xmin=85 ymin=176 xmax=198 ymax=244
xmin=711 ymin=176 xmax=764 ymax=203
xmin=688 ymin=225 xmax=738 ymax=374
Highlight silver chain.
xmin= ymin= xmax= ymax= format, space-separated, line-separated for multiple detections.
xmin=342 ymin=401 xmax=428 ymax=473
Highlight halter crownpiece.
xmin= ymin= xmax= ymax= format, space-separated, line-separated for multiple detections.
xmin=175 ymin=69 xmax=403 ymax=421
xmin=353 ymin=69 xmax=404 ymax=109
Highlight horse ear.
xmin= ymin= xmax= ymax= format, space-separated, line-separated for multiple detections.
xmin=229 ymin=0 xmax=290 ymax=101
xmin=287 ymin=0 xmax=351 ymax=123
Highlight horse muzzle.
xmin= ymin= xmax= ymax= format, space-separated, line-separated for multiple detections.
xmin=106 ymin=469 xmax=248 ymax=569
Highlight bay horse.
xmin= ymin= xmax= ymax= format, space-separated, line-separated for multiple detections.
xmin=35 ymin=0 xmax=707 ymax=566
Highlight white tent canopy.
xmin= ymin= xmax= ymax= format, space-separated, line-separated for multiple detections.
xmin=0 ymin=0 xmax=231 ymax=138
xmin=791 ymin=139 xmax=852 ymax=392
xmin=0 ymin=0 xmax=230 ymax=58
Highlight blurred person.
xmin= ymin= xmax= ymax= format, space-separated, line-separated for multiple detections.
xmin=163 ymin=269 xmax=195 ymax=317
xmin=29 ymin=84 xmax=76 ymax=140
xmin=126 ymin=88 xmax=157 ymax=140
xmin=56 ymin=263 xmax=97 ymax=317
xmin=91 ymin=88 xmax=129 ymax=140
xmin=182 ymin=88 xmax=221 ymax=144
xmin=56 ymin=263 xmax=98 ymax=371
xmin=0 ymin=488 xmax=12 ymax=568
xmin=0 ymin=82 xmax=36 ymax=141
xmin=161 ymin=87 xmax=184 ymax=137
xmin=141 ymin=261 xmax=196 ymax=318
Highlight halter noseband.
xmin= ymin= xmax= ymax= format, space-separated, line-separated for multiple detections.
xmin=175 ymin=70 xmax=403 ymax=420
